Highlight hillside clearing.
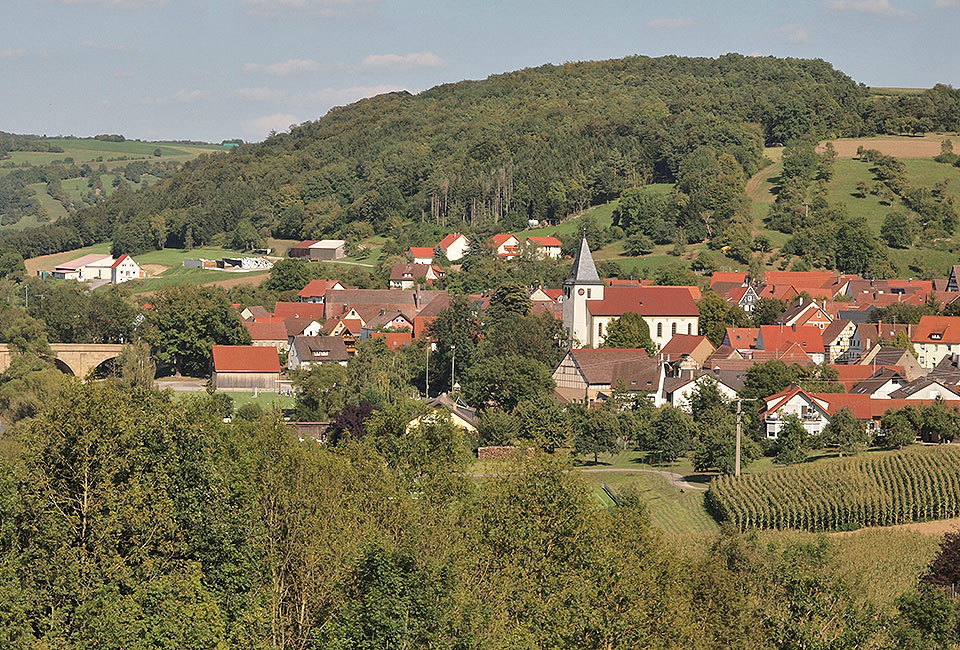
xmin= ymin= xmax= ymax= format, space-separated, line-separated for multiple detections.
xmin=818 ymin=133 xmax=958 ymax=158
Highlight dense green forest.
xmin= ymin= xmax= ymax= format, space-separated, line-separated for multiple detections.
xmin=4 ymin=54 xmax=960 ymax=261
xmin=2 ymin=381 xmax=960 ymax=649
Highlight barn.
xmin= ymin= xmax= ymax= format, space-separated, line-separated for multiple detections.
xmin=211 ymin=345 xmax=281 ymax=390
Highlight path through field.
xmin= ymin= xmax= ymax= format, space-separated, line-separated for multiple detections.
xmin=831 ymin=517 xmax=960 ymax=538
xmin=470 ymin=467 xmax=706 ymax=492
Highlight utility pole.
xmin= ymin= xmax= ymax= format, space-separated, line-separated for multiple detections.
xmin=450 ymin=344 xmax=456 ymax=394
xmin=735 ymin=399 xmax=743 ymax=477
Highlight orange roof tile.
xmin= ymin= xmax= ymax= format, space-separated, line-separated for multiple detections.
xmin=212 ymin=345 xmax=281 ymax=373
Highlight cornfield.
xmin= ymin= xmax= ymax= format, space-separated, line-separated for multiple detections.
xmin=705 ymin=447 xmax=960 ymax=532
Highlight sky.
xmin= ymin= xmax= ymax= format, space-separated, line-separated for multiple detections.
xmin=2 ymin=0 xmax=958 ymax=143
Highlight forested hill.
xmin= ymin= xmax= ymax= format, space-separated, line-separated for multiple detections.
xmin=5 ymin=53 xmax=959 ymax=259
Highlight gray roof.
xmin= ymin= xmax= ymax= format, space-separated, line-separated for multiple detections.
xmin=889 ymin=377 xmax=960 ymax=399
xmin=565 ymin=237 xmax=603 ymax=285
xmin=850 ymin=367 xmax=905 ymax=395
xmin=293 ymin=335 xmax=349 ymax=364
xmin=427 ymin=393 xmax=477 ymax=425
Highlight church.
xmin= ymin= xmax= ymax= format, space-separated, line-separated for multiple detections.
xmin=561 ymin=238 xmax=700 ymax=350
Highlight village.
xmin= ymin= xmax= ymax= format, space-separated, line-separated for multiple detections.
xmin=66 ymin=227 xmax=950 ymax=449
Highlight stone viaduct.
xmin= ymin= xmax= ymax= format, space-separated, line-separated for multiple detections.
xmin=0 ymin=344 xmax=125 ymax=377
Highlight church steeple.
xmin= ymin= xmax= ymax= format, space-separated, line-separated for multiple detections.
xmin=563 ymin=237 xmax=605 ymax=348
xmin=566 ymin=236 xmax=604 ymax=285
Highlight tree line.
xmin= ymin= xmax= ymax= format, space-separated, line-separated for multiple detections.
xmin=9 ymin=54 xmax=960 ymax=261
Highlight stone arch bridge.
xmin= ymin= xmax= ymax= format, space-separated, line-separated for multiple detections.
xmin=0 ymin=344 xmax=125 ymax=377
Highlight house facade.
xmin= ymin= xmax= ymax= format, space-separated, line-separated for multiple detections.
xmin=525 ymin=236 xmax=563 ymax=260
xmin=913 ymin=316 xmax=960 ymax=370
xmin=552 ymin=348 xmax=664 ymax=405
xmin=491 ymin=233 xmax=520 ymax=259
xmin=287 ymin=335 xmax=350 ymax=370
xmin=438 ymin=233 xmax=469 ymax=261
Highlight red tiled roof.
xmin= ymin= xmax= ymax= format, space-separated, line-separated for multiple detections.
xmin=372 ymin=331 xmax=413 ymax=349
xmin=764 ymin=271 xmax=838 ymax=287
xmin=212 ymin=345 xmax=281 ymax=373
xmin=542 ymin=288 xmax=562 ymax=302
xmin=586 ymin=286 xmax=699 ymax=317
xmin=912 ymin=315 xmax=960 ymax=345
xmin=759 ymin=325 xmax=825 ymax=354
xmin=812 ymin=393 xmax=956 ymax=420
xmin=438 ymin=233 xmax=464 ymax=249
xmin=659 ymin=334 xmax=712 ymax=358
xmin=243 ymin=320 xmax=288 ymax=341
xmin=273 ymin=302 xmax=327 ymax=320
xmin=492 ymin=233 xmax=517 ymax=247
xmin=527 ymin=236 xmax=562 ymax=247
xmin=408 ymin=247 xmax=435 ymax=258
xmin=110 ymin=254 xmax=130 ymax=268
xmin=710 ymin=272 xmax=747 ymax=287
xmin=298 ymin=279 xmax=341 ymax=298
xmin=725 ymin=327 xmax=760 ymax=348
xmin=290 ymin=240 xmax=318 ymax=250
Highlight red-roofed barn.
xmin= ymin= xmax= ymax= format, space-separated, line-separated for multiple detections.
xmin=211 ymin=345 xmax=281 ymax=390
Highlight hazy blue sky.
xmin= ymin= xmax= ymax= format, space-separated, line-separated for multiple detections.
xmin=3 ymin=0 xmax=957 ymax=143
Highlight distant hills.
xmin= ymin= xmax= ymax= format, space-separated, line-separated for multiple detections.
xmin=2 ymin=54 xmax=959 ymax=263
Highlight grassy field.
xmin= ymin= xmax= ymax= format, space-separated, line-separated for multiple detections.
xmin=1 ymin=137 xmax=228 ymax=228
xmin=25 ymin=243 xmax=273 ymax=293
xmin=167 ymin=389 xmax=295 ymax=411
xmin=2 ymin=138 xmax=227 ymax=169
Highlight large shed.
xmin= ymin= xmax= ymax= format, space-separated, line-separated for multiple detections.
xmin=211 ymin=345 xmax=281 ymax=390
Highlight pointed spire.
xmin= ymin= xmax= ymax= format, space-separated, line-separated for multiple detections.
xmin=566 ymin=236 xmax=603 ymax=285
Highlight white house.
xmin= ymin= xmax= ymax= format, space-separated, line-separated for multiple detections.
xmin=491 ymin=233 xmax=520 ymax=259
xmin=525 ymin=236 xmax=563 ymax=260
xmin=408 ymin=247 xmax=436 ymax=265
xmin=760 ymin=387 xmax=831 ymax=439
xmin=110 ymin=254 xmax=144 ymax=284
xmin=912 ymin=316 xmax=960 ymax=370
xmin=287 ymin=335 xmax=350 ymax=370
xmin=437 ymin=233 xmax=469 ymax=262
xmin=663 ymin=373 xmax=739 ymax=412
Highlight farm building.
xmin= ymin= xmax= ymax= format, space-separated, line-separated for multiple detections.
xmin=288 ymin=239 xmax=347 ymax=261
xmin=52 ymin=253 xmax=144 ymax=284
xmin=211 ymin=345 xmax=281 ymax=390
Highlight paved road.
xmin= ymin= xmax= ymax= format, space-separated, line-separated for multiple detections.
xmin=155 ymin=378 xmax=207 ymax=391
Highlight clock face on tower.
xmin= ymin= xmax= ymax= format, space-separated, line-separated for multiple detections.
xmin=578 ymin=288 xmax=585 ymax=296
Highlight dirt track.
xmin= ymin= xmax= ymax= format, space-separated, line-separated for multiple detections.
xmin=831 ymin=517 xmax=960 ymax=537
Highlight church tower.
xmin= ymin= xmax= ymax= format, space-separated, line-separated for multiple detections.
xmin=562 ymin=237 xmax=604 ymax=347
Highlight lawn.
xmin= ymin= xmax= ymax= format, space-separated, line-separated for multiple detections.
xmin=584 ymin=471 xmax=719 ymax=535
xmin=168 ymin=389 xmax=295 ymax=411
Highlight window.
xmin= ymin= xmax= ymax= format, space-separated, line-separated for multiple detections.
xmin=598 ymin=322 xmax=604 ymax=337
xmin=687 ymin=323 xmax=692 ymax=334
xmin=671 ymin=323 xmax=677 ymax=336
xmin=586 ymin=288 xmax=592 ymax=299
xmin=657 ymin=322 xmax=663 ymax=337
